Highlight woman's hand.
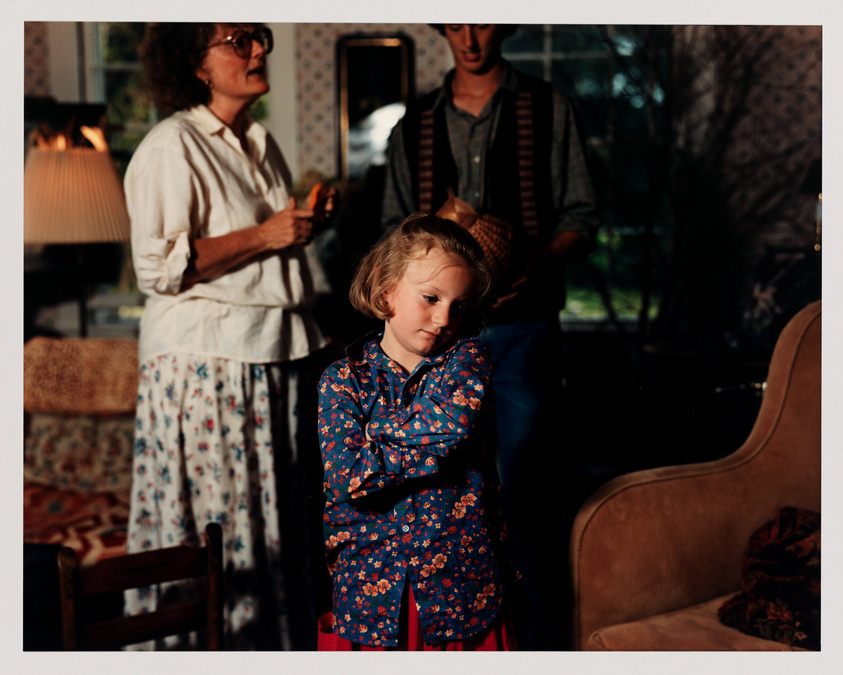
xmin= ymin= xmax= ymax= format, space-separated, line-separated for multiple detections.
xmin=180 ymin=198 xmax=316 ymax=290
xmin=260 ymin=198 xmax=315 ymax=249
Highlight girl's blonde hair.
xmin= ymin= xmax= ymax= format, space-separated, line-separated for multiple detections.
xmin=350 ymin=213 xmax=492 ymax=332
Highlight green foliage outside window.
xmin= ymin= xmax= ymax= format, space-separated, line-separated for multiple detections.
xmin=504 ymin=25 xmax=673 ymax=328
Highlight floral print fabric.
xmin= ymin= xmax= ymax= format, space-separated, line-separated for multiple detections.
xmin=318 ymin=333 xmax=515 ymax=648
xmin=718 ymin=506 xmax=820 ymax=649
xmin=24 ymin=413 xmax=135 ymax=493
xmin=126 ymin=352 xmax=314 ymax=650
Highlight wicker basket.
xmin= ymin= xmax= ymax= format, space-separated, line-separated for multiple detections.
xmin=436 ymin=189 xmax=514 ymax=282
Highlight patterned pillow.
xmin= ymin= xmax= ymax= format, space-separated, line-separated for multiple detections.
xmin=24 ymin=412 xmax=135 ymax=493
xmin=718 ymin=506 xmax=820 ymax=650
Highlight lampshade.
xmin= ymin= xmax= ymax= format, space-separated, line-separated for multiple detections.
xmin=24 ymin=146 xmax=130 ymax=244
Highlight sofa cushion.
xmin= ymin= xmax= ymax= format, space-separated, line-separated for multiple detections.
xmin=24 ymin=412 xmax=135 ymax=493
xmin=585 ymin=595 xmax=808 ymax=651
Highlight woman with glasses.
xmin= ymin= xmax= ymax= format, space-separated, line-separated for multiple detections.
xmin=124 ymin=23 xmax=333 ymax=650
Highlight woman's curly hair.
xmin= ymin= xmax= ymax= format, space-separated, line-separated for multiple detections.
xmin=139 ymin=23 xmax=219 ymax=113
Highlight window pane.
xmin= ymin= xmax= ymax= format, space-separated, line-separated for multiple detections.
xmin=552 ymin=57 xmax=609 ymax=97
xmin=103 ymin=69 xmax=150 ymax=175
xmin=612 ymin=59 xmax=669 ymax=141
xmin=551 ymin=25 xmax=608 ymax=54
xmin=612 ymin=25 xmax=672 ymax=56
xmin=511 ymin=58 xmax=546 ymax=80
xmin=105 ymin=70 xmax=149 ymax=127
xmin=504 ymin=25 xmax=547 ymax=53
xmin=551 ymin=58 xmax=609 ymax=137
xmin=101 ymin=22 xmax=146 ymax=62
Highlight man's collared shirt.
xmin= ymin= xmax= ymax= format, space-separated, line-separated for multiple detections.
xmin=383 ymin=61 xmax=598 ymax=246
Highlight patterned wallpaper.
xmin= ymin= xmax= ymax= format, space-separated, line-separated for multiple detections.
xmin=710 ymin=26 xmax=821 ymax=252
xmin=662 ymin=25 xmax=822 ymax=334
xmin=295 ymin=23 xmax=452 ymax=178
xmin=24 ymin=21 xmax=50 ymax=97
xmin=731 ymin=25 xmax=822 ymax=250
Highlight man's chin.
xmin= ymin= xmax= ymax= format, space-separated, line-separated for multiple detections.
xmin=458 ymin=57 xmax=501 ymax=76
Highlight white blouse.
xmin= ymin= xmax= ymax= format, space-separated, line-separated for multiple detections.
xmin=126 ymin=105 xmax=326 ymax=364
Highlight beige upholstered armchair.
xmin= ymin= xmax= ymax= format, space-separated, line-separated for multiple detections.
xmin=569 ymin=300 xmax=820 ymax=650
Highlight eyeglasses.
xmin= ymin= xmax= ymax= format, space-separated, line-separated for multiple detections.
xmin=202 ymin=26 xmax=273 ymax=59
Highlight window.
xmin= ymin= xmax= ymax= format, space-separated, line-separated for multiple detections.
xmin=67 ymin=22 xmax=151 ymax=334
xmin=85 ymin=22 xmax=153 ymax=176
xmin=504 ymin=25 xmax=673 ymax=328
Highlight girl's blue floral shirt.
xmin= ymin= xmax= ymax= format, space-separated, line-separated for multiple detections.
xmin=318 ymin=332 xmax=516 ymax=647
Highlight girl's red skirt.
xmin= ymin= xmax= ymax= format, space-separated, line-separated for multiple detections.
xmin=317 ymin=582 xmax=516 ymax=651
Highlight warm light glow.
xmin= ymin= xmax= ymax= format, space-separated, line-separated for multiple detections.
xmin=80 ymin=125 xmax=109 ymax=152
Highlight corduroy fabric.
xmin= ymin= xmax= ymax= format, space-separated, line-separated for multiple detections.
xmin=569 ymin=300 xmax=821 ymax=650
xmin=585 ymin=595 xmax=808 ymax=651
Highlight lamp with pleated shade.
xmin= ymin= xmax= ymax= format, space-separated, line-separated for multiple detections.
xmin=24 ymin=126 xmax=130 ymax=334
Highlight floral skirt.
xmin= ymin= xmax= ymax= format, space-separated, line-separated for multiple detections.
xmin=125 ymin=351 xmax=327 ymax=650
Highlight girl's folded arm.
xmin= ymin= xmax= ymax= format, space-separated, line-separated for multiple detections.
xmin=318 ymin=369 xmax=406 ymax=505
xmin=366 ymin=342 xmax=491 ymax=464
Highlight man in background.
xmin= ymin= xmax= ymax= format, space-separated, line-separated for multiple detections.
xmin=382 ymin=24 xmax=599 ymax=648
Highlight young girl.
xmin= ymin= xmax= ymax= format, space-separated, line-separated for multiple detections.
xmin=316 ymin=214 xmax=517 ymax=650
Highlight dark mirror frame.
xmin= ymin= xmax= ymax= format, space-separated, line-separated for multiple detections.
xmin=336 ymin=33 xmax=415 ymax=182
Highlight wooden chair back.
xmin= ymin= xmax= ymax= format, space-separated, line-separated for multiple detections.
xmin=57 ymin=522 xmax=224 ymax=650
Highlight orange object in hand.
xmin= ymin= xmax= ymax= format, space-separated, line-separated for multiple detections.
xmin=308 ymin=182 xmax=328 ymax=223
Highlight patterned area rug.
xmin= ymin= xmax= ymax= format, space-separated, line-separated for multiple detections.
xmin=24 ymin=484 xmax=129 ymax=565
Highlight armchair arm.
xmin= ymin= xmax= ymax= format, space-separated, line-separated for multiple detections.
xmin=569 ymin=301 xmax=820 ymax=649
